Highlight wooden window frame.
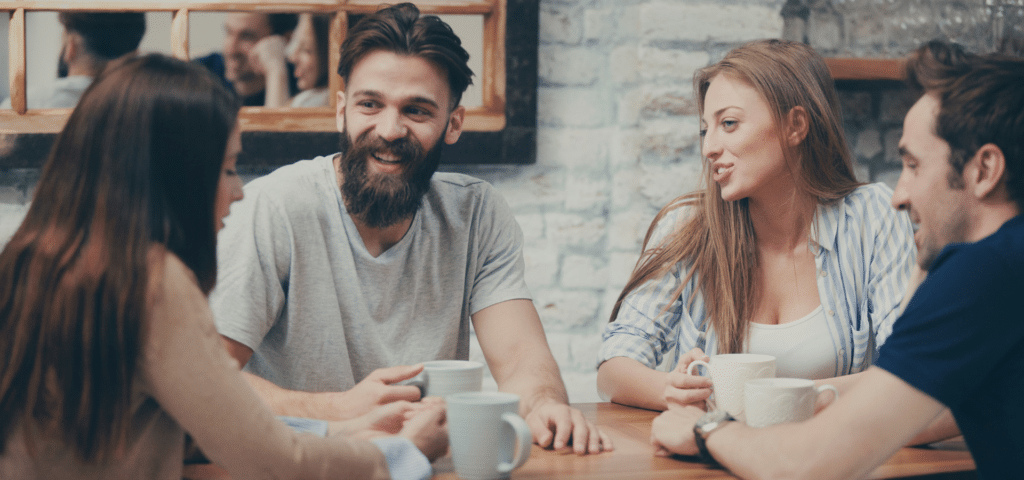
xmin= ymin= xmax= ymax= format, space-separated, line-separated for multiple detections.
xmin=1 ymin=0 xmax=538 ymax=167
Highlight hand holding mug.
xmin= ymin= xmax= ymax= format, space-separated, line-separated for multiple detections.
xmin=664 ymin=347 xmax=713 ymax=410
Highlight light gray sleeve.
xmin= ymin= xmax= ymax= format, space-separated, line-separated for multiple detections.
xmin=467 ymin=185 xmax=532 ymax=315
xmin=210 ymin=187 xmax=292 ymax=351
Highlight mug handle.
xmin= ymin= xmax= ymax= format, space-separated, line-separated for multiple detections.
xmin=815 ymin=384 xmax=840 ymax=407
xmin=687 ymin=360 xmax=711 ymax=378
xmin=397 ymin=373 xmax=428 ymax=399
xmin=496 ymin=412 xmax=533 ymax=474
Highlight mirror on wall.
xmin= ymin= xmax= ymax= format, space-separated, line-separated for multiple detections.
xmin=2 ymin=1 xmax=536 ymax=167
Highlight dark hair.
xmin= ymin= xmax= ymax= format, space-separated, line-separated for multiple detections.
xmin=338 ymin=2 xmax=473 ymax=109
xmin=312 ymin=14 xmax=332 ymax=88
xmin=0 ymin=54 xmax=239 ymax=462
xmin=269 ymin=13 xmax=299 ymax=36
xmin=59 ymin=12 xmax=146 ymax=60
xmin=905 ymin=41 xmax=1024 ymax=207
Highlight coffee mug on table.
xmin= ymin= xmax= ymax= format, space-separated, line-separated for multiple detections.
xmin=447 ymin=392 xmax=532 ymax=480
xmin=744 ymin=378 xmax=840 ymax=428
xmin=686 ymin=353 xmax=776 ymax=421
xmin=404 ymin=360 xmax=483 ymax=398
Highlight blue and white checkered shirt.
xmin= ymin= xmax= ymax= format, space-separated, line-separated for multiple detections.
xmin=600 ymin=183 xmax=916 ymax=377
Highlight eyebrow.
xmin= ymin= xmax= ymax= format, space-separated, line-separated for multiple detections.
xmin=351 ymin=90 xmax=441 ymax=110
xmin=702 ymin=105 xmax=739 ymax=124
xmin=897 ymin=146 xmax=918 ymax=162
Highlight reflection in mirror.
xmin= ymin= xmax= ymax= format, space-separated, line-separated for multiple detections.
xmin=2 ymin=11 xmax=167 ymax=111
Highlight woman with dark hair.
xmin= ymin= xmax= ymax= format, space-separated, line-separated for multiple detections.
xmin=0 ymin=54 xmax=445 ymax=479
xmin=598 ymin=40 xmax=916 ymax=413
xmin=287 ymin=13 xmax=332 ymax=107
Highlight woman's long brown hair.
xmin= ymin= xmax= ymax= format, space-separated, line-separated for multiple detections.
xmin=0 ymin=55 xmax=239 ymax=462
xmin=610 ymin=40 xmax=861 ymax=354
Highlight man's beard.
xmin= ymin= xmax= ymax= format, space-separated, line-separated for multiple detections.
xmin=338 ymin=128 xmax=444 ymax=229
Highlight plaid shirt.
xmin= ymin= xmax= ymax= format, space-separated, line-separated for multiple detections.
xmin=601 ymin=183 xmax=915 ymax=377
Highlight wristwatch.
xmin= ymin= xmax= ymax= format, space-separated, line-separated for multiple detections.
xmin=693 ymin=410 xmax=736 ymax=464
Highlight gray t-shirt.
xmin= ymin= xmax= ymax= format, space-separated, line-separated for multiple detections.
xmin=210 ymin=155 xmax=531 ymax=392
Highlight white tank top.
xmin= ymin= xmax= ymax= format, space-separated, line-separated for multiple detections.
xmin=747 ymin=306 xmax=837 ymax=380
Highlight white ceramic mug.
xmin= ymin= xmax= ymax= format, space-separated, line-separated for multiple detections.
xmin=744 ymin=378 xmax=840 ymax=428
xmin=686 ymin=353 xmax=776 ymax=421
xmin=447 ymin=392 xmax=532 ymax=480
xmin=405 ymin=360 xmax=483 ymax=398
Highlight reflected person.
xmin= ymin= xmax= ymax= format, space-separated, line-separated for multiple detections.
xmin=195 ymin=12 xmax=298 ymax=106
xmin=1 ymin=12 xmax=144 ymax=109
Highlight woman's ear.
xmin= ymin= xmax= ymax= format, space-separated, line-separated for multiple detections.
xmin=786 ymin=106 xmax=810 ymax=147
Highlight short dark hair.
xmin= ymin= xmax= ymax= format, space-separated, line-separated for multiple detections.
xmin=58 ymin=12 xmax=146 ymax=60
xmin=337 ymin=3 xmax=473 ymax=109
xmin=906 ymin=40 xmax=1024 ymax=208
xmin=269 ymin=13 xmax=299 ymax=36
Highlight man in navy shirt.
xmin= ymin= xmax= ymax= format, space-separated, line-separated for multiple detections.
xmin=649 ymin=41 xmax=1023 ymax=479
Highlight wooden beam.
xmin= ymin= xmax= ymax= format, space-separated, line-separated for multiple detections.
xmin=8 ymin=8 xmax=26 ymax=114
xmin=825 ymin=58 xmax=904 ymax=81
xmin=171 ymin=9 xmax=189 ymax=59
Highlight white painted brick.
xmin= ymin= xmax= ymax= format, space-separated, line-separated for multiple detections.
xmin=875 ymin=168 xmax=902 ymax=191
xmin=612 ymin=162 xmax=703 ymax=210
xmin=534 ymin=289 xmax=603 ymax=331
xmin=565 ymin=174 xmax=610 ymax=212
xmin=884 ymin=128 xmax=902 ymax=165
xmin=610 ymin=128 xmax=644 ymax=169
xmin=584 ymin=6 xmax=640 ymax=42
xmin=640 ymin=117 xmax=702 ymax=164
xmin=618 ymin=87 xmax=644 ymax=126
xmin=540 ymin=6 xmax=582 ymax=44
xmin=610 ymin=45 xmax=640 ymax=84
xmin=639 ymin=48 xmax=710 ymax=83
xmin=562 ymin=254 xmax=608 ymax=289
xmin=641 ymin=4 xmax=783 ymax=43
xmin=536 ymin=127 xmax=611 ymax=171
xmin=539 ymin=46 xmax=602 ymax=86
xmin=491 ymin=167 xmax=563 ymax=211
xmin=608 ymin=209 xmax=658 ymax=251
xmin=516 ymin=212 xmax=545 ymax=244
xmin=544 ymin=212 xmax=606 ymax=250
xmin=607 ymin=250 xmax=644 ymax=289
xmin=537 ymin=87 xmax=611 ymax=128
xmin=523 ymin=246 xmax=559 ymax=290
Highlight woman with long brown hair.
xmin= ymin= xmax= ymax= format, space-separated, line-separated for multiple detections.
xmin=597 ymin=39 xmax=916 ymax=412
xmin=0 ymin=54 xmax=445 ymax=479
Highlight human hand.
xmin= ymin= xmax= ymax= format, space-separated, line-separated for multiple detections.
xmin=400 ymin=401 xmax=448 ymax=462
xmin=332 ymin=365 xmax=425 ymax=419
xmin=525 ymin=398 xmax=613 ymax=454
xmin=664 ymin=348 xmax=712 ymax=410
xmin=248 ymin=35 xmax=289 ymax=75
xmin=650 ymin=405 xmax=704 ymax=457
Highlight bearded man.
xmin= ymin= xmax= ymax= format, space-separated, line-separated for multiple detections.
xmin=209 ymin=3 xmax=611 ymax=455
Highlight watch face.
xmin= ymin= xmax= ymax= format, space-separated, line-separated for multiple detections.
xmin=700 ymin=410 xmax=733 ymax=425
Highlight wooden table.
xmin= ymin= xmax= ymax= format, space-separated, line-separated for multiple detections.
xmin=184 ymin=403 xmax=976 ymax=480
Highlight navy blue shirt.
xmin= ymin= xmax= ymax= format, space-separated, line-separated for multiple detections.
xmin=876 ymin=215 xmax=1024 ymax=479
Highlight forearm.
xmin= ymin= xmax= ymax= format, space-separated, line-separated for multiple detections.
xmin=262 ymin=67 xmax=291 ymax=107
xmin=597 ymin=357 xmax=668 ymax=411
xmin=494 ymin=348 xmax=569 ymax=416
xmin=243 ymin=371 xmax=358 ymax=421
xmin=906 ymin=408 xmax=959 ymax=446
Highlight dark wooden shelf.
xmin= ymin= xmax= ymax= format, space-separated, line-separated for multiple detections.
xmin=825 ymin=58 xmax=904 ymax=81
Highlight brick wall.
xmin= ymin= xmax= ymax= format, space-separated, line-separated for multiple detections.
xmin=1 ymin=0 xmax=1018 ymax=402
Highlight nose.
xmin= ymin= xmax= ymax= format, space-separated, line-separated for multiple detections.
xmin=702 ymin=129 xmax=721 ymax=162
xmin=224 ymin=34 xmax=241 ymax=56
xmin=891 ymin=172 xmax=910 ymax=211
xmin=376 ymin=108 xmax=408 ymax=142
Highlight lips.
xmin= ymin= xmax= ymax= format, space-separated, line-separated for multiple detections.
xmin=711 ymin=162 xmax=734 ymax=182
xmin=372 ymin=151 xmax=402 ymax=164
